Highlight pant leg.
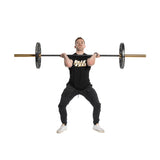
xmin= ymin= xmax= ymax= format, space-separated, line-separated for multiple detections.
xmin=80 ymin=86 xmax=101 ymax=125
xmin=58 ymin=85 xmax=78 ymax=125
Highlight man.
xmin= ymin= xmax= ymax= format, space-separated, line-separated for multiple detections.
xmin=57 ymin=37 xmax=104 ymax=133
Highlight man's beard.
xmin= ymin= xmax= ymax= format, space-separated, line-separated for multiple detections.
xmin=77 ymin=47 xmax=83 ymax=51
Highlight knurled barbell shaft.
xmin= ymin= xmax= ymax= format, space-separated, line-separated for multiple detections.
xmin=41 ymin=54 xmax=120 ymax=57
xmin=14 ymin=54 xmax=146 ymax=57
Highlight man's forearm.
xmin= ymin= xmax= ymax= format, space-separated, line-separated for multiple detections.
xmin=87 ymin=54 xmax=97 ymax=66
xmin=64 ymin=55 xmax=73 ymax=68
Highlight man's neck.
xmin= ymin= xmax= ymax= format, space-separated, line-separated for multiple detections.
xmin=76 ymin=50 xmax=84 ymax=55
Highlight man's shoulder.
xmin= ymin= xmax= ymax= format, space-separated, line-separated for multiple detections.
xmin=68 ymin=53 xmax=76 ymax=59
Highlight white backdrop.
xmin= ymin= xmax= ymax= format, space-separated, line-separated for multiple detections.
xmin=0 ymin=0 xmax=160 ymax=160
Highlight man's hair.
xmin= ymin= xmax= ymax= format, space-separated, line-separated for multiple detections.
xmin=75 ymin=37 xmax=85 ymax=44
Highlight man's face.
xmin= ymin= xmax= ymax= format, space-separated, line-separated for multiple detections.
xmin=75 ymin=39 xmax=86 ymax=51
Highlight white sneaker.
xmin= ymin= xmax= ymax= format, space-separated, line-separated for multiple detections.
xmin=57 ymin=124 xmax=67 ymax=134
xmin=93 ymin=124 xmax=104 ymax=133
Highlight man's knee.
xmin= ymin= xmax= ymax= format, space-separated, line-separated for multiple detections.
xmin=58 ymin=102 xmax=67 ymax=110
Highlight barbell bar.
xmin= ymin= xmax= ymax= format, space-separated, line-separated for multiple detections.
xmin=14 ymin=42 xmax=146 ymax=69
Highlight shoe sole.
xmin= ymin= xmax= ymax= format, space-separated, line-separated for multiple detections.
xmin=57 ymin=128 xmax=67 ymax=134
xmin=93 ymin=128 xmax=104 ymax=133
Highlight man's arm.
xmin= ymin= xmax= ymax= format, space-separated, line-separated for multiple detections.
xmin=61 ymin=53 xmax=73 ymax=68
xmin=87 ymin=52 xmax=100 ymax=66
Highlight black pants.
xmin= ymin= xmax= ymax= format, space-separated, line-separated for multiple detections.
xmin=58 ymin=85 xmax=101 ymax=125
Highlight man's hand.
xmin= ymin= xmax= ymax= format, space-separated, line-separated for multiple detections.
xmin=94 ymin=52 xmax=100 ymax=58
xmin=60 ymin=53 xmax=67 ymax=58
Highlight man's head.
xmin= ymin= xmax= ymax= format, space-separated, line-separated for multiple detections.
xmin=75 ymin=37 xmax=86 ymax=52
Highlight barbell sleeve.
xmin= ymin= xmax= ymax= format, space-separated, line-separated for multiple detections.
xmin=14 ymin=54 xmax=35 ymax=57
xmin=125 ymin=54 xmax=146 ymax=57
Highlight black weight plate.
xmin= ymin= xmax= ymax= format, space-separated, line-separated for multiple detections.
xmin=35 ymin=42 xmax=41 ymax=69
xmin=119 ymin=43 xmax=125 ymax=69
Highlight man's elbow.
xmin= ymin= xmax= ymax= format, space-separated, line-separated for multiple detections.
xmin=65 ymin=63 xmax=72 ymax=68
xmin=87 ymin=61 xmax=95 ymax=66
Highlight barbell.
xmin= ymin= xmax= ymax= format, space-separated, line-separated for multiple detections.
xmin=14 ymin=42 xmax=146 ymax=69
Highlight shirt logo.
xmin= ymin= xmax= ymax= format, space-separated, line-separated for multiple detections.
xmin=74 ymin=60 xmax=86 ymax=67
